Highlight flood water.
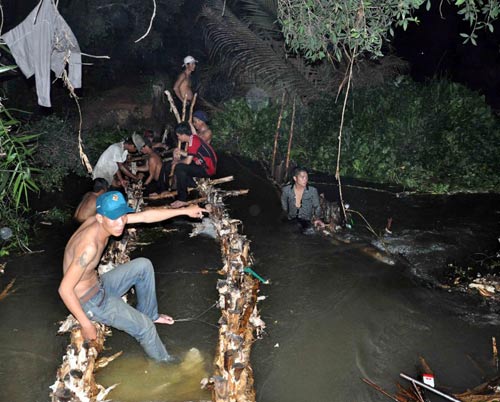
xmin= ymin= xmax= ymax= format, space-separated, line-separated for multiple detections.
xmin=1 ymin=155 xmax=499 ymax=402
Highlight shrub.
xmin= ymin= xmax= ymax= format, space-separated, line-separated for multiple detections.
xmin=0 ymin=105 xmax=39 ymax=254
xmin=29 ymin=116 xmax=129 ymax=191
xmin=213 ymin=78 xmax=500 ymax=193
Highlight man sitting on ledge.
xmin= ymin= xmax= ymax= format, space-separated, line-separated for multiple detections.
xmin=170 ymin=122 xmax=217 ymax=208
xmin=59 ymin=191 xmax=206 ymax=362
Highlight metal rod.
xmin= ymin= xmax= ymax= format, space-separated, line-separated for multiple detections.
xmin=400 ymin=373 xmax=460 ymax=402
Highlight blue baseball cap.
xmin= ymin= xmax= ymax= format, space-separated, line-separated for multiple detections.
xmin=96 ymin=191 xmax=134 ymax=219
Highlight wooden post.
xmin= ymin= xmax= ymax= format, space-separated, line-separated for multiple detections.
xmin=164 ymin=90 xmax=181 ymax=123
xmin=285 ymin=97 xmax=296 ymax=178
xmin=271 ymin=92 xmax=286 ymax=176
xmin=182 ymin=94 xmax=188 ymax=122
xmin=189 ymin=93 xmax=198 ymax=123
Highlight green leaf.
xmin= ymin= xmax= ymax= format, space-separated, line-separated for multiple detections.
xmin=0 ymin=65 xmax=17 ymax=74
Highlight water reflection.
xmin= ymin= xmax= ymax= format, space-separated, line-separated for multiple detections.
xmin=97 ymin=348 xmax=211 ymax=401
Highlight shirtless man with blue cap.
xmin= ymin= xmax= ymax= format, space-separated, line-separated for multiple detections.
xmin=59 ymin=191 xmax=206 ymax=362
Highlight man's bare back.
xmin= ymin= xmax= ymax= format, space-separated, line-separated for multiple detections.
xmin=148 ymin=152 xmax=163 ymax=181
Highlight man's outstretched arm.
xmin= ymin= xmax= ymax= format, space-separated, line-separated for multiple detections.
xmin=127 ymin=204 xmax=206 ymax=224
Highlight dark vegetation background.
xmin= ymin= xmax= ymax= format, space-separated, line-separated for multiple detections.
xmin=0 ymin=0 xmax=499 ymax=252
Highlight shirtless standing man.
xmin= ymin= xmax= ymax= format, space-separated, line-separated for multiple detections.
xmin=74 ymin=178 xmax=109 ymax=223
xmin=59 ymin=191 xmax=206 ymax=362
xmin=173 ymin=55 xmax=197 ymax=111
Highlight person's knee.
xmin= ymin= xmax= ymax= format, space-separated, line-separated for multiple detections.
xmin=130 ymin=257 xmax=154 ymax=277
xmin=174 ymin=164 xmax=187 ymax=177
xmin=138 ymin=257 xmax=154 ymax=272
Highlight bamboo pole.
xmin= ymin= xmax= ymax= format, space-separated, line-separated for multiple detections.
xmin=271 ymin=92 xmax=286 ymax=176
xmin=164 ymin=90 xmax=181 ymax=123
xmin=143 ymin=197 xmax=208 ymax=209
xmin=284 ymin=97 xmax=296 ymax=176
xmin=189 ymin=93 xmax=198 ymax=123
xmin=182 ymin=94 xmax=188 ymax=122
xmin=144 ymin=176 xmax=236 ymax=200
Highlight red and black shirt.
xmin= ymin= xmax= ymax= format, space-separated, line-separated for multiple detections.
xmin=187 ymin=134 xmax=217 ymax=176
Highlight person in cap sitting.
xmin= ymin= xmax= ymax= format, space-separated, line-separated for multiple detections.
xmin=74 ymin=178 xmax=109 ymax=223
xmin=173 ymin=55 xmax=197 ymax=110
xmin=59 ymin=191 xmax=207 ymax=362
xmin=192 ymin=110 xmax=213 ymax=144
xmin=170 ymin=122 xmax=217 ymax=208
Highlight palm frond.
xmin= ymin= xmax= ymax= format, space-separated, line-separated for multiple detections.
xmin=237 ymin=0 xmax=281 ymax=38
xmin=200 ymin=0 xmax=319 ymax=100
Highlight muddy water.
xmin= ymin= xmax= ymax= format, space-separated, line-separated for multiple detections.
xmin=1 ymin=155 xmax=499 ymax=402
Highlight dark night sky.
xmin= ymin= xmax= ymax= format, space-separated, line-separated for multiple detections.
xmin=394 ymin=2 xmax=500 ymax=109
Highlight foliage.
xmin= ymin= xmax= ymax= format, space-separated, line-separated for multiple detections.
xmin=0 ymin=99 xmax=39 ymax=254
xmin=29 ymin=116 xmax=127 ymax=191
xmin=303 ymin=78 xmax=500 ymax=192
xmin=41 ymin=207 xmax=72 ymax=224
xmin=212 ymin=98 xmax=287 ymax=161
xmin=0 ymin=202 xmax=30 ymax=255
xmin=277 ymin=0 xmax=500 ymax=62
xmin=29 ymin=116 xmax=85 ymax=190
xmin=213 ymin=78 xmax=500 ymax=193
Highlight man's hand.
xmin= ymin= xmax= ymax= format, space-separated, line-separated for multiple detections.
xmin=173 ymin=149 xmax=182 ymax=161
xmin=183 ymin=204 xmax=207 ymax=219
xmin=81 ymin=321 xmax=97 ymax=341
xmin=313 ymin=219 xmax=326 ymax=228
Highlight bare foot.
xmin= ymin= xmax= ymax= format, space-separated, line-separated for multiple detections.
xmin=170 ymin=200 xmax=188 ymax=208
xmin=154 ymin=314 xmax=175 ymax=325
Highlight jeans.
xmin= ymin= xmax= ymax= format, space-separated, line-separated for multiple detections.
xmin=81 ymin=258 xmax=171 ymax=362
xmin=174 ymin=163 xmax=208 ymax=201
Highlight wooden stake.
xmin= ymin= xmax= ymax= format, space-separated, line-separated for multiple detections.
xmin=362 ymin=378 xmax=400 ymax=402
xmin=143 ymin=197 xmax=208 ymax=209
xmin=181 ymin=94 xmax=187 ymax=122
xmin=0 ymin=278 xmax=15 ymax=301
xmin=271 ymin=92 xmax=286 ymax=176
xmin=168 ymin=139 xmax=181 ymax=187
xmin=144 ymin=176 xmax=235 ymax=200
xmin=493 ymin=336 xmax=498 ymax=371
xmin=164 ymin=90 xmax=181 ymax=123
xmin=189 ymin=93 xmax=198 ymax=123
xmin=285 ymin=97 xmax=296 ymax=176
